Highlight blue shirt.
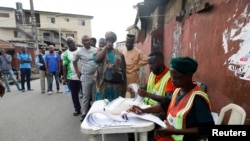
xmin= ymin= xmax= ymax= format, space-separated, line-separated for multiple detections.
xmin=17 ymin=52 xmax=31 ymax=69
xmin=45 ymin=53 xmax=60 ymax=72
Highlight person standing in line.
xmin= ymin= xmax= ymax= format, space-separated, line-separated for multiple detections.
xmin=17 ymin=47 xmax=33 ymax=92
xmin=98 ymin=38 xmax=107 ymax=48
xmin=62 ymin=37 xmax=82 ymax=116
xmin=94 ymin=31 xmax=127 ymax=102
xmin=35 ymin=46 xmax=48 ymax=94
xmin=0 ymin=49 xmax=21 ymax=92
xmin=90 ymin=37 xmax=97 ymax=47
xmin=127 ymin=57 xmax=215 ymax=141
xmin=120 ymin=34 xmax=148 ymax=98
xmin=45 ymin=45 xmax=62 ymax=95
xmin=0 ymin=80 xmax=5 ymax=97
xmin=73 ymin=35 xmax=98 ymax=122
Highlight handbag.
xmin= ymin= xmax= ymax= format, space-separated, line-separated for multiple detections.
xmin=104 ymin=67 xmax=124 ymax=83
xmin=103 ymin=53 xmax=124 ymax=84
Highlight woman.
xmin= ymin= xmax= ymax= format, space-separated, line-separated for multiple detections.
xmin=94 ymin=31 xmax=126 ymax=102
xmin=127 ymin=56 xmax=214 ymax=141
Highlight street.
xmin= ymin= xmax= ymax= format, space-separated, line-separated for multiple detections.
xmin=0 ymin=79 xmax=89 ymax=141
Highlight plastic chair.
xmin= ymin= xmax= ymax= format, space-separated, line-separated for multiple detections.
xmin=216 ymin=103 xmax=246 ymax=125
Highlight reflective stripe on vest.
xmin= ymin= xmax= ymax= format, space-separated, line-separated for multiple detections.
xmin=170 ymin=89 xmax=210 ymax=141
xmin=144 ymin=71 xmax=171 ymax=106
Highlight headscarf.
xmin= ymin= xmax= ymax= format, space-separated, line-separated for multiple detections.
xmin=170 ymin=56 xmax=198 ymax=75
xmin=105 ymin=31 xmax=117 ymax=42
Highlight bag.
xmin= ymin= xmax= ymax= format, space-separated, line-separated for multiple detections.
xmin=104 ymin=68 xmax=124 ymax=83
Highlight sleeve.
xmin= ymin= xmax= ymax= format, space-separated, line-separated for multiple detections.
xmin=72 ymin=51 xmax=79 ymax=62
xmin=62 ymin=52 xmax=69 ymax=66
xmin=138 ymin=51 xmax=148 ymax=67
xmin=44 ymin=55 xmax=47 ymax=63
xmin=193 ymin=96 xmax=215 ymax=135
xmin=28 ymin=53 xmax=32 ymax=60
xmin=35 ymin=55 xmax=43 ymax=66
xmin=4 ymin=55 xmax=12 ymax=64
xmin=17 ymin=53 xmax=20 ymax=60
xmin=166 ymin=79 xmax=176 ymax=92
xmin=57 ymin=54 xmax=61 ymax=62
xmin=160 ymin=97 xmax=171 ymax=112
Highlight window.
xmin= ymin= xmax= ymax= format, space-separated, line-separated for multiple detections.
xmin=65 ymin=18 xmax=69 ymax=22
xmin=66 ymin=34 xmax=74 ymax=38
xmin=0 ymin=13 xmax=9 ymax=18
xmin=78 ymin=20 xmax=85 ymax=26
xmin=14 ymin=31 xmax=22 ymax=38
xmin=47 ymin=17 xmax=55 ymax=24
xmin=43 ymin=32 xmax=51 ymax=41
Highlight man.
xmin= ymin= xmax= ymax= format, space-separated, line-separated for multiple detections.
xmin=17 ymin=47 xmax=33 ymax=92
xmin=73 ymin=35 xmax=98 ymax=122
xmin=62 ymin=36 xmax=81 ymax=116
xmin=120 ymin=34 xmax=148 ymax=98
xmin=128 ymin=56 xmax=215 ymax=141
xmin=98 ymin=38 xmax=106 ymax=48
xmin=90 ymin=37 xmax=97 ymax=47
xmin=0 ymin=80 xmax=5 ymax=97
xmin=138 ymin=51 xmax=176 ymax=106
xmin=0 ymin=49 xmax=21 ymax=92
xmin=35 ymin=46 xmax=48 ymax=93
xmin=45 ymin=45 xmax=62 ymax=95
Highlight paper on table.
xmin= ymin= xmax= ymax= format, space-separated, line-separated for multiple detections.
xmin=128 ymin=83 xmax=144 ymax=105
xmin=126 ymin=112 xmax=167 ymax=128
xmin=104 ymin=96 xmax=148 ymax=114
xmin=86 ymin=111 xmax=133 ymax=128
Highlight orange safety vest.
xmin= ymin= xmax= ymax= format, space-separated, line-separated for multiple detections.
xmin=156 ymin=86 xmax=211 ymax=141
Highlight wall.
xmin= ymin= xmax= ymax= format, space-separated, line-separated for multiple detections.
xmin=0 ymin=9 xmax=16 ymax=28
xmin=139 ymin=0 xmax=250 ymax=124
xmin=163 ymin=0 xmax=250 ymax=124
xmin=39 ymin=13 xmax=92 ymax=44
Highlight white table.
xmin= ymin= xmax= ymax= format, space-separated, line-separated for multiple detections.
xmin=81 ymin=99 xmax=155 ymax=141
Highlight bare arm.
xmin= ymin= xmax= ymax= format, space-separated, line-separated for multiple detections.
xmin=73 ymin=60 xmax=80 ymax=79
xmin=127 ymin=104 xmax=164 ymax=114
xmin=95 ymin=47 xmax=107 ymax=62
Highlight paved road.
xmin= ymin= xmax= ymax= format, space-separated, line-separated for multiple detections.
xmin=0 ymin=79 xmax=90 ymax=141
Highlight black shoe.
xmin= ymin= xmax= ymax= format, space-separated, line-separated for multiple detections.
xmin=21 ymin=89 xmax=25 ymax=92
xmin=28 ymin=89 xmax=33 ymax=91
xmin=73 ymin=111 xmax=81 ymax=116
xmin=80 ymin=115 xmax=86 ymax=122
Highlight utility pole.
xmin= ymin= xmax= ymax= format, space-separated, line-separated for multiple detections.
xmin=30 ymin=0 xmax=38 ymax=54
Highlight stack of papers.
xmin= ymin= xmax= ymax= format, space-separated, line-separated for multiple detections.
xmin=86 ymin=111 xmax=132 ymax=128
xmin=86 ymin=110 xmax=166 ymax=129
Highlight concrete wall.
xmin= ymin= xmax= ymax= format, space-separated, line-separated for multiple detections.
xmin=39 ymin=13 xmax=92 ymax=44
xmin=138 ymin=0 xmax=250 ymax=124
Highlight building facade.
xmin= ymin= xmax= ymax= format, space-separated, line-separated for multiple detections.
xmin=0 ymin=3 xmax=93 ymax=49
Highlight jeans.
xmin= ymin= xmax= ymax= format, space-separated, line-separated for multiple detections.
xmin=47 ymin=71 xmax=60 ymax=91
xmin=2 ymin=70 xmax=21 ymax=91
xmin=20 ymin=68 xmax=31 ymax=90
xmin=68 ymin=80 xmax=81 ymax=112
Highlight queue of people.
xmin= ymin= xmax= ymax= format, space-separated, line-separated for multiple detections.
xmin=0 ymin=31 xmax=214 ymax=141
